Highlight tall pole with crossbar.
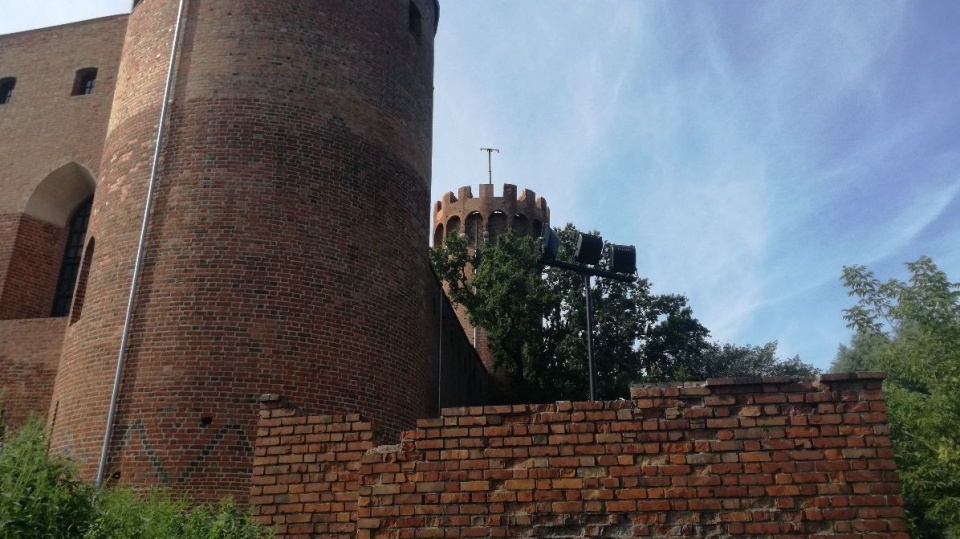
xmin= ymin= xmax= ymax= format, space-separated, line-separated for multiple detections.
xmin=480 ymin=147 xmax=499 ymax=184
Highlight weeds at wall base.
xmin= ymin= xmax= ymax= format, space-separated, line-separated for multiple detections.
xmin=0 ymin=417 xmax=270 ymax=539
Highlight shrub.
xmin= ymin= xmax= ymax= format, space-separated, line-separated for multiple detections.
xmin=0 ymin=417 xmax=270 ymax=539
xmin=0 ymin=418 xmax=93 ymax=538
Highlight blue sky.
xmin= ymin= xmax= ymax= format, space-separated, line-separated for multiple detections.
xmin=5 ymin=2 xmax=959 ymax=370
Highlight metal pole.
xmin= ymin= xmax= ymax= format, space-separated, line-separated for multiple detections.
xmin=437 ymin=286 xmax=444 ymax=414
xmin=584 ymin=274 xmax=596 ymax=401
xmin=96 ymin=0 xmax=188 ymax=490
xmin=480 ymin=148 xmax=499 ymax=185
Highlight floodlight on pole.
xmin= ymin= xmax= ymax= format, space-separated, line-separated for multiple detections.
xmin=540 ymin=227 xmax=560 ymax=262
xmin=538 ymin=228 xmax=637 ymax=402
xmin=610 ymin=244 xmax=637 ymax=275
xmin=575 ymin=233 xmax=603 ymax=265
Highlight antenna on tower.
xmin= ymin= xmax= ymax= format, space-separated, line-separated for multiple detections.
xmin=480 ymin=147 xmax=499 ymax=185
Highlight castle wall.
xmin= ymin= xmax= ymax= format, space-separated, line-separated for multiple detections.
xmin=0 ymin=318 xmax=68 ymax=431
xmin=0 ymin=215 xmax=67 ymax=320
xmin=252 ymin=374 xmax=908 ymax=538
xmin=0 ymin=15 xmax=126 ymax=435
xmin=49 ymin=0 xmax=441 ymax=503
xmin=0 ymin=16 xmax=125 ymax=216
xmin=426 ymin=271 xmax=491 ymax=410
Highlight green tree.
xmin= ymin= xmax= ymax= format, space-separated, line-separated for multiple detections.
xmin=698 ymin=341 xmax=819 ymax=379
xmin=432 ymin=223 xmax=817 ymax=402
xmin=833 ymin=256 xmax=960 ymax=538
xmin=832 ymin=331 xmax=888 ymax=374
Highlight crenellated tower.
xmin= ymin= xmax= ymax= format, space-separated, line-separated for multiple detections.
xmin=434 ymin=183 xmax=550 ymax=248
xmin=433 ymin=183 xmax=549 ymax=387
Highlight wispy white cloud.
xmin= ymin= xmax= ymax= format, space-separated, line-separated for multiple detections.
xmin=0 ymin=0 xmax=128 ymax=34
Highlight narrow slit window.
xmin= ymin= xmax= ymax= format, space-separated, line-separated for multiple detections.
xmin=0 ymin=77 xmax=15 ymax=104
xmin=70 ymin=238 xmax=95 ymax=325
xmin=72 ymin=68 xmax=98 ymax=96
xmin=52 ymin=197 xmax=93 ymax=317
xmin=408 ymin=1 xmax=422 ymax=43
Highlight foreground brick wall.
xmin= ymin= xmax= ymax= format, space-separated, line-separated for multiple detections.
xmin=253 ymin=373 xmax=908 ymax=538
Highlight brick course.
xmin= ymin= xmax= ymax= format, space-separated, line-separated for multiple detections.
xmin=253 ymin=374 xmax=909 ymax=538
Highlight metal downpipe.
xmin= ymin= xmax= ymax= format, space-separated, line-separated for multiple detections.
xmin=95 ymin=0 xmax=189 ymax=490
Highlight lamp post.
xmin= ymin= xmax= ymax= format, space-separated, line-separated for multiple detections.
xmin=539 ymin=229 xmax=636 ymax=401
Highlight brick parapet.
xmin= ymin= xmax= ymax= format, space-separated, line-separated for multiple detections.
xmin=251 ymin=401 xmax=381 ymax=539
xmin=433 ymin=183 xmax=550 ymax=247
xmin=253 ymin=374 xmax=908 ymax=538
xmin=435 ymin=184 xmax=549 ymax=218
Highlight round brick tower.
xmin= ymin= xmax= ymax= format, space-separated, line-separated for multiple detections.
xmin=49 ymin=0 xmax=439 ymax=502
xmin=432 ymin=183 xmax=549 ymax=390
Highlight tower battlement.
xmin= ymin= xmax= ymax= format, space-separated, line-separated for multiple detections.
xmin=433 ymin=183 xmax=550 ymax=247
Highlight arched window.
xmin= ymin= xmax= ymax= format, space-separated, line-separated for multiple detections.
xmin=408 ymin=1 xmax=423 ymax=43
xmin=446 ymin=215 xmax=461 ymax=237
xmin=51 ymin=197 xmax=93 ymax=317
xmin=487 ymin=211 xmax=507 ymax=242
xmin=532 ymin=220 xmax=543 ymax=238
xmin=0 ymin=77 xmax=15 ymax=105
xmin=513 ymin=214 xmax=529 ymax=235
xmin=72 ymin=68 xmax=98 ymax=96
xmin=464 ymin=212 xmax=483 ymax=249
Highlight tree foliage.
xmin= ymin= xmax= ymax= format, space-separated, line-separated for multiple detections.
xmin=833 ymin=256 xmax=960 ymax=538
xmin=431 ymin=223 xmax=817 ymax=403
xmin=698 ymin=341 xmax=819 ymax=379
xmin=0 ymin=417 xmax=270 ymax=539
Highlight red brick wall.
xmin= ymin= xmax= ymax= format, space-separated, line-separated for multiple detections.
xmin=0 ymin=214 xmax=67 ymax=320
xmin=0 ymin=318 xmax=67 ymax=432
xmin=0 ymin=215 xmax=20 ymax=316
xmin=0 ymin=16 xmax=123 ymax=322
xmin=426 ymin=272 xmax=491 ymax=411
xmin=51 ymin=0 xmax=440 ymax=503
xmin=0 ymin=16 xmax=124 ymax=215
xmin=252 ymin=374 xmax=908 ymax=538
xmin=0 ymin=16 xmax=124 ymax=438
